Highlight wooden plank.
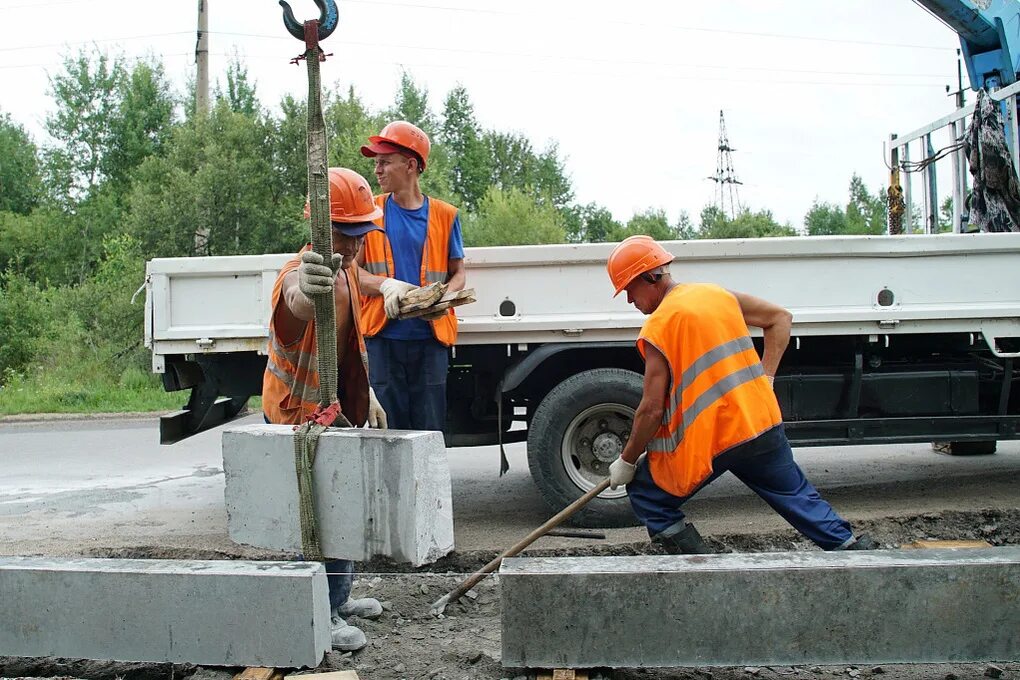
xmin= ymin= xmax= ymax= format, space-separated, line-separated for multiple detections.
xmin=234 ymin=668 xmax=281 ymax=680
xmin=537 ymin=671 xmax=588 ymax=680
xmin=283 ymin=672 xmax=359 ymax=680
xmin=904 ymin=539 xmax=993 ymax=549
xmin=398 ymin=288 xmax=476 ymax=320
xmin=398 ymin=282 xmax=448 ymax=312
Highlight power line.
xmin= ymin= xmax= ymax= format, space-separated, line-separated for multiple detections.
xmin=208 ymin=52 xmax=967 ymax=89
xmin=0 ymin=0 xmax=96 ymax=10
xmin=0 ymin=47 xmax=959 ymax=89
xmin=0 ymin=31 xmax=190 ymax=53
xmin=339 ymin=0 xmax=957 ymax=52
xmin=204 ymin=31 xmax=954 ymax=80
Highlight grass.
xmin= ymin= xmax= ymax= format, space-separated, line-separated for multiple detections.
xmin=0 ymin=363 xmax=262 ymax=416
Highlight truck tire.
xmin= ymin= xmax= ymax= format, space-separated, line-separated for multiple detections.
xmin=527 ymin=368 xmax=643 ymax=528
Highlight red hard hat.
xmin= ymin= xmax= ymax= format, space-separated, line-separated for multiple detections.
xmin=360 ymin=120 xmax=431 ymax=171
xmin=606 ymin=235 xmax=674 ymax=297
xmin=303 ymin=167 xmax=383 ymax=224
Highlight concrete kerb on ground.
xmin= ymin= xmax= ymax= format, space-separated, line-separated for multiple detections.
xmin=501 ymin=547 xmax=1020 ymax=669
xmin=0 ymin=557 xmax=331 ymax=667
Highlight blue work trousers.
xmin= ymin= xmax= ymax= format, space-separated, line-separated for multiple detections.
xmin=326 ymin=560 xmax=353 ymax=610
xmin=366 ymin=336 xmax=449 ymax=431
xmin=626 ymin=426 xmax=854 ymax=550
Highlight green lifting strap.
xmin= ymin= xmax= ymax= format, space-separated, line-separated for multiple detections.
xmin=292 ymin=22 xmax=344 ymax=563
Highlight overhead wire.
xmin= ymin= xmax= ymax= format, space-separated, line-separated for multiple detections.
xmin=206 ymin=30 xmax=954 ymax=80
xmin=338 ymin=0 xmax=957 ymax=51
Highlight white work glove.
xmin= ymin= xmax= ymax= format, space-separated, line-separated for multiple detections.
xmin=767 ymin=375 xmax=775 ymax=388
xmin=367 ymin=387 xmax=387 ymax=429
xmin=608 ymin=456 xmax=637 ymax=490
xmin=379 ymin=278 xmax=417 ymax=319
xmin=298 ymin=251 xmax=341 ymax=298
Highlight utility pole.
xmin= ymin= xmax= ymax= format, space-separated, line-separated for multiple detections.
xmin=193 ymin=0 xmax=210 ymax=253
xmin=195 ymin=0 xmax=209 ymax=117
xmin=707 ymin=110 xmax=743 ymax=220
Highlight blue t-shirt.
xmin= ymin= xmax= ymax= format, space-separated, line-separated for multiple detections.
xmin=380 ymin=195 xmax=465 ymax=340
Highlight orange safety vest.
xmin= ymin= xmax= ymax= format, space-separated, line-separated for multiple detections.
xmin=360 ymin=194 xmax=459 ymax=347
xmin=262 ymin=247 xmax=370 ymax=426
xmin=637 ymin=283 xmax=783 ymax=497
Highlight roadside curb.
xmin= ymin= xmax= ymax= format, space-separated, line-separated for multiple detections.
xmin=0 ymin=412 xmax=161 ymax=424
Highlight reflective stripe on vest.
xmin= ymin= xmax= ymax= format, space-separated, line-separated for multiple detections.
xmin=360 ymin=193 xmax=459 ymax=346
xmin=638 ymin=283 xmax=783 ymax=497
xmin=262 ymin=248 xmax=370 ymax=426
xmin=647 ymin=335 xmax=763 ymax=452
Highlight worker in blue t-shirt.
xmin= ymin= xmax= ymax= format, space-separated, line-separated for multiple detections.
xmin=356 ymin=121 xmax=466 ymax=432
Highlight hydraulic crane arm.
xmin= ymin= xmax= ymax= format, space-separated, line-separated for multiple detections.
xmin=916 ymin=0 xmax=1020 ymax=89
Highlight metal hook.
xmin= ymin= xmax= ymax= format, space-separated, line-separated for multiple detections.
xmin=279 ymin=0 xmax=339 ymax=42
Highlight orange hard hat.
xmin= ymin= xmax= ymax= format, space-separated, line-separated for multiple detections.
xmin=304 ymin=167 xmax=383 ymax=228
xmin=360 ymin=120 xmax=431 ymax=171
xmin=606 ymin=235 xmax=674 ymax=297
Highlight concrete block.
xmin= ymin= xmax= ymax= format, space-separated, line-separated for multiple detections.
xmin=222 ymin=424 xmax=454 ymax=566
xmin=500 ymin=548 xmax=1020 ymax=668
xmin=0 ymin=557 xmax=330 ymax=667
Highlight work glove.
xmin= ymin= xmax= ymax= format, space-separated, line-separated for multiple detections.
xmin=379 ymin=278 xmax=417 ymax=319
xmin=767 ymin=375 xmax=775 ymax=388
xmin=367 ymin=387 xmax=387 ymax=429
xmin=608 ymin=456 xmax=636 ymax=490
xmin=298 ymin=251 xmax=341 ymax=298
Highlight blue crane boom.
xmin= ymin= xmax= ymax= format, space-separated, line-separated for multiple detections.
xmin=916 ymin=0 xmax=1020 ymax=89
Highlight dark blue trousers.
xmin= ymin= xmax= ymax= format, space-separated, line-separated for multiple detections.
xmin=365 ymin=336 xmax=449 ymax=431
xmin=627 ymin=426 xmax=855 ymax=550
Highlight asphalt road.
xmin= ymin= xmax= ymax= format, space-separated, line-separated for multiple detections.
xmin=2 ymin=413 xmax=1019 ymax=557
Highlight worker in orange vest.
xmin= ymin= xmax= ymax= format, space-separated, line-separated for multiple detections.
xmin=357 ymin=121 xmax=466 ymax=432
xmin=605 ymin=235 xmax=878 ymax=554
xmin=262 ymin=167 xmax=389 ymax=651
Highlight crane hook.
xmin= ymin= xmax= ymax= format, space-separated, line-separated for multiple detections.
xmin=279 ymin=0 xmax=339 ymax=42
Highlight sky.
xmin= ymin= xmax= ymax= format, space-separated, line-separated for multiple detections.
xmin=0 ymin=0 xmax=969 ymax=230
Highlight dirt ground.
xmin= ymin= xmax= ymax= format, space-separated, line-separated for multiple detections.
xmin=3 ymin=508 xmax=1018 ymax=680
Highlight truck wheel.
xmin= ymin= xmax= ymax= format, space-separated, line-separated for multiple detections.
xmin=527 ymin=368 xmax=643 ymax=528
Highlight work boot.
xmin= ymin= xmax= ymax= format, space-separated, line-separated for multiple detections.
xmin=842 ymin=533 xmax=880 ymax=550
xmin=653 ymin=522 xmax=714 ymax=555
xmin=330 ymin=613 xmax=367 ymax=652
xmin=336 ymin=596 xmax=383 ymax=620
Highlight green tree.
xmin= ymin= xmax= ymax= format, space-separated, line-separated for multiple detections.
xmin=463 ymin=186 xmax=566 ymax=246
xmin=323 ymin=86 xmax=384 ymax=182
xmin=389 ymin=71 xmax=435 ymax=136
xmin=217 ymin=56 xmax=260 ymax=117
xmin=564 ymin=201 xmax=622 ymax=242
xmin=606 ymin=208 xmax=677 ymax=241
xmin=675 ymin=210 xmax=697 ymax=239
xmin=440 ymin=85 xmax=489 ymax=210
xmin=43 ymin=49 xmax=126 ymax=204
xmin=274 ymin=94 xmax=309 ymax=199
xmin=533 ymin=142 xmax=573 ymax=210
xmin=938 ymin=196 xmax=954 ymax=233
xmin=126 ymin=100 xmax=301 ymax=259
xmin=0 ymin=270 xmax=48 ymax=380
xmin=702 ymin=205 xmax=796 ymax=238
xmin=0 ymin=112 xmax=41 ymax=214
xmin=0 ymin=209 xmax=68 ymax=283
xmin=103 ymin=58 xmax=175 ymax=192
xmin=804 ymin=200 xmax=848 ymax=236
xmin=845 ymin=174 xmax=886 ymax=235
xmin=484 ymin=132 xmax=572 ymax=209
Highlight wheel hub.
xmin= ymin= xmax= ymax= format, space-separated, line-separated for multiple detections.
xmin=591 ymin=432 xmax=623 ymax=462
